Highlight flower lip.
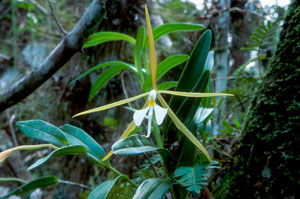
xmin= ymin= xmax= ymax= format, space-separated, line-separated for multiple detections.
xmin=148 ymin=99 xmax=155 ymax=107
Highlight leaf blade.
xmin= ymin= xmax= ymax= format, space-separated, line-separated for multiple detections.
xmin=88 ymin=65 xmax=132 ymax=101
xmin=60 ymin=124 xmax=106 ymax=159
xmin=112 ymin=135 xmax=158 ymax=155
xmin=16 ymin=120 xmax=68 ymax=146
xmin=134 ymin=26 xmax=146 ymax=82
xmin=144 ymin=23 xmax=205 ymax=49
xmin=28 ymin=145 xmax=87 ymax=170
xmin=133 ymin=178 xmax=172 ymax=199
xmin=2 ymin=176 xmax=59 ymax=198
xmin=88 ymin=175 xmax=127 ymax=199
xmin=143 ymin=54 xmax=189 ymax=91
xmin=157 ymin=81 xmax=178 ymax=90
xmin=83 ymin=32 xmax=135 ymax=48
xmin=70 ymin=61 xmax=137 ymax=85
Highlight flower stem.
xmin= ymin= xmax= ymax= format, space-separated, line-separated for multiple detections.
xmin=0 ymin=177 xmax=26 ymax=184
xmin=153 ymin=122 xmax=163 ymax=148
xmin=108 ymin=165 xmax=138 ymax=187
xmin=93 ymin=161 xmax=137 ymax=188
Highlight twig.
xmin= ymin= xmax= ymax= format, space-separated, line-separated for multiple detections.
xmin=0 ymin=0 xmax=106 ymax=113
xmin=7 ymin=111 xmax=18 ymax=146
xmin=47 ymin=0 xmax=67 ymax=35
xmin=233 ymin=94 xmax=246 ymax=113
xmin=107 ymin=165 xmax=138 ymax=187
xmin=58 ymin=180 xmax=90 ymax=189
xmin=144 ymin=153 xmax=159 ymax=177
xmin=121 ymin=71 xmax=132 ymax=108
xmin=28 ymin=0 xmax=48 ymax=15
xmin=0 ymin=53 xmax=10 ymax=60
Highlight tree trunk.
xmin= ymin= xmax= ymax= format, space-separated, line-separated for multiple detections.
xmin=212 ymin=0 xmax=230 ymax=135
xmin=215 ymin=0 xmax=300 ymax=198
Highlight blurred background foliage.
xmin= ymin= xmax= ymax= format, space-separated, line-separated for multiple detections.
xmin=0 ymin=0 xmax=289 ymax=198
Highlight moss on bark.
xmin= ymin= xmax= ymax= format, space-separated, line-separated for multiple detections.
xmin=215 ymin=1 xmax=300 ymax=198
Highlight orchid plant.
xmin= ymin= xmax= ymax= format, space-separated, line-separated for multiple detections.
xmin=73 ymin=6 xmax=231 ymax=162
xmin=0 ymin=5 xmax=232 ymax=199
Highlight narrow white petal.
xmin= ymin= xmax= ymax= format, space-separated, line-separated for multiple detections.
xmin=133 ymin=107 xmax=150 ymax=126
xmin=147 ymin=107 xmax=153 ymax=137
xmin=154 ymin=104 xmax=168 ymax=125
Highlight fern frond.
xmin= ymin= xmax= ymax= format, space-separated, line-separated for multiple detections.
xmin=107 ymin=179 xmax=136 ymax=199
xmin=173 ymin=161 xmax=219 ymax=194
xmin=242 ymin=19 xmax=281 ymax=52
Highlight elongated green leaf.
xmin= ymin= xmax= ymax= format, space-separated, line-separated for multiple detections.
xmin=88 ymin=175 xmax=127 ymax=199
xmin=255 ymin=28 xmax=265 ymax=35
xmin=2 ymin=176 xmax=59 ymax=198
xmin=28 ymin=145 xmax=87 ymax=170
xmin=221 ymin=118 xmax=234 ymax=134
xmin=133 ymin=178 xmax=172 ymax=199
xmin=70 ymin=61 xmax=137 ymax=85
xmin=204 ymin=51 xmax=214 ymax=71
xmin=253 ymin=32 xmax=263 ymax=39
xmin=112 ymin=135 xmax=158 ymax=155
xmin=157 ymin=81 xmax=178 ymax=90
xmin=144 ymin=23 xmax=205 ymax=49
xmin=134 ymin=26 xmax=145 ymax=81
xmin=16 ymin=120 xmax=68 ymax=146
xmin=60 ymin=124 xmax=106 ymax=159
xmin=194 ymin=107 xmax=214 ymax=124
xmin=143 ymin=54 xmax=189 ymax=91
xmin=250 ymin=36 xmax=261 ymax=44
xmin=260 ymin=24 xmax=268 ymax=32
xmin=89 ymin=65 xmax=129 ymax=101
xmin=162 ymin=31 xmax=213 ymax=174
xmin=175 ymin=30 xmax=211 ymax=93
xmin=241 ymin=47 xmax=259 ymax=51
xmin=174 ymin=163 xmax=215 ymax=193
xmin=246 ymin=41 xmax=259 ymax=48
xmin=15 ymin=1 xmax=36 ymax=10
xmin=83 ymin=32 xmax=135 ymax=48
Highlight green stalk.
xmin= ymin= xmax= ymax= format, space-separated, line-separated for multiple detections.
xmin=0 ymin=177 xmax=26 ymax=184
xmin=108 ymin=165 xmax=138 ymax=187
xmin=153 ymin=122 xmax=163 ymax=148
xmin=91 ymin=154 xmax=138 ymax=188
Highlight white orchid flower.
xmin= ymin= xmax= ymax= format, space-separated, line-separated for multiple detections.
xmin=133 ymin=90 xmax=167 ymax=137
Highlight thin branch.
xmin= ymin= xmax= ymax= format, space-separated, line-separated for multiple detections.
xmin=121 ymin=71 xmax=132 ymax=108
xmin=144 ymin=153 xmax=159 ymax=178
xmin=7 ymin=111 xmax=18 ymax=146
xmin=58 ymin=180 xmax=90 ymax=189
xmin=0 ymin=0 xmax=106 ymax=113
xmin=47 ymin=0 xmax=67 ymax=35
xmin=27 ymin=0 xmax=48 ymax=15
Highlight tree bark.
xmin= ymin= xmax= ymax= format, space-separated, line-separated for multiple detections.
xmin=0 ymin=0 xmax=106 ymax=113
xmin=215 ymin=0 xmax=300 ymax=198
